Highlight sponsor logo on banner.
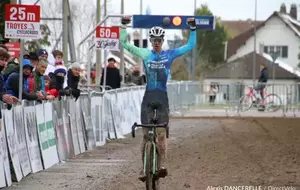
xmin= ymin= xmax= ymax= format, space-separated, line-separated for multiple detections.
xmin=4 ymin=4 xmax=41 ymax=39
xmin=95 ymin=26 xmax=120 ymax=50
xmin=95 ymin=39 xmax=119 ymax=50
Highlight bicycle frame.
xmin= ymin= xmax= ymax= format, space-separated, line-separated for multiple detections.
xmin=131 ymin=110 xmax=169 ymax=177
xmin=246 ymin=87 xmax=269 ymax=104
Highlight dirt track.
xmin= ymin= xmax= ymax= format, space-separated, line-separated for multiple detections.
xmin=7 ymin=118 xmax=300 ymax=190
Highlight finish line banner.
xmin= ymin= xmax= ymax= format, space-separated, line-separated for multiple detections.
xmin=132 ymin=15 xmax=215 ymax=30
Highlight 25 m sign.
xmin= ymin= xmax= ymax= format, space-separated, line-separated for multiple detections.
xmin=5 ymin=4 xmax=41 ymax=39
xmin=95 ymin=26 xmax=120 ymax=50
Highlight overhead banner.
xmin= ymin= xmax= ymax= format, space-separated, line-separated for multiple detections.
xmin=14 ymin=105 xmax=31 ymax=177
xmin=23 ymin=106 xmax=43 ymax=173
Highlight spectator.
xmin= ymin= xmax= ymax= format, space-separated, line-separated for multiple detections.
xmin=130 ymin=66 xmax=145 ymax=86
xmin=0 ymin=44 xmax=8 ymax=52
xmin=52 ymin=50 xmax=64 ymax=65
xmin=209 ymin=84 xmax=218 ymax=105
xmin=47 ymin=65 xmax=68 ymax=98
xmin=0 ymin=49 xmax=19 ymax=111
xmin=100 ymin=57 xmax=121 ymax=89
xmin=37 ymin=49 xmax=48 ymax=60
xmin=4 ymin=59 xmax=43 ymax=100
xmin=28 ymin=58 xmax=55 ymax=100
xmin=66 ymin=62 xmax=81 ymax=100
xmin=2 ymin=52 xmax=30 ymax=81
xmin=29 ymin=52 xmax=39 ymax=68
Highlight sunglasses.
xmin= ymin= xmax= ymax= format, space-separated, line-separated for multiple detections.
xmin=150 ymin=38 xmax=163 ymax=44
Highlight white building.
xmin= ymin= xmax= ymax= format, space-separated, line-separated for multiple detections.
xmin=226 ymin=11 xmax=300 ymax=69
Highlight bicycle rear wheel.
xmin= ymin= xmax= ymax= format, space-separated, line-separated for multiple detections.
xmin=263 ymin=94 xmax=282 ymax=112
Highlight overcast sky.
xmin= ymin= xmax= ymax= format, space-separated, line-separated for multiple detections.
xmin=20 ymin=0 xmax=299 ymax=61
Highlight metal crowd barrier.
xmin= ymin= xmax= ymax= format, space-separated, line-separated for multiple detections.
xmin=0 ymin=81 xmax=299 ymax=187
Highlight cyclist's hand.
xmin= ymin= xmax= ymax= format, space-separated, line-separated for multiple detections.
xmin=187 ymin=17 xmax=196 ymax=30
xmin=121 ymin=16 xmax=131 ymax=25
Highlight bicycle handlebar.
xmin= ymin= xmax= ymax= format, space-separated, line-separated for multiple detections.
xmin=131 ymin=122 xmax=169 ymax=138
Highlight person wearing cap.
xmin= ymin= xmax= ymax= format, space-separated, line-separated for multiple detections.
xmin=100 ymin=57 xmax=121 ymax=89
xmin=0 ymin=49 xmax=19 ymax=110
xmin=66 ymin=62 xmax=81 ymax=100
xmin=4 ymin=59 xmax=43 ymax=100
xmin=47 ymin=65 xmax=68 ymax=98
xmin=36 ymin=49 xmax=48 ymax=60
xmin=29 ymin=52 xmax=39 ymax=68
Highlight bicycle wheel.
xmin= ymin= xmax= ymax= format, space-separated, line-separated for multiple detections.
xmin=152 ymin=144 xmax=160 ymax=190
xmin=263 ymin=94 xmax=282 ymax=112
xmin=144 ymin=142 xmax=154 ymax=190
xmin=239 ymin=95 xmax=254 ymax=112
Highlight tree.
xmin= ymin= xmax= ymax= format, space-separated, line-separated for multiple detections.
xmin=24 ymin=24 xmax=51 ymax=52
xmin=0 ymin=0 xmax=11 ymax=42
xmin=182 ymin=4 xmax=229 ymax=78
xmin=280 ymin=3 xmax=287 ymax=13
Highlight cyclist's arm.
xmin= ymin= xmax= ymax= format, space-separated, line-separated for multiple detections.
xmin=169 ymin=30 xmax=196 ymax=60
xmin=120 ymin=28 xmax=149 ymax=60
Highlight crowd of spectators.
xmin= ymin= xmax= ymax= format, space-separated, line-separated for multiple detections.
xmin=0 ymin=45 xmax=82 ymax=112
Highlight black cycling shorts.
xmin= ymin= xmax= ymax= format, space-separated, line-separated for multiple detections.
xmin=141 ymin=90 xmax=169 ymax=125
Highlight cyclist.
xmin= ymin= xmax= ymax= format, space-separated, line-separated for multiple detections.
xmin=254 ymin=63 xmax=268 ymax=104
xmin=120 ymin=16 xmax=196 ymax=181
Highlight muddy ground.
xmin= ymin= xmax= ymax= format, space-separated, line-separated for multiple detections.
xmin=6 ymin=118 xmax=300 ymax=190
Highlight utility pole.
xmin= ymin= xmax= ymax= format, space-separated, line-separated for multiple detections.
xmin=252 ymin=0 xmax=257 ymax=86
xmin=18 ymin=0 xmax=24 ymax=100
xmin=191 ymin=0 xmax=197 ymax=81
xmin=96 ymin=0 xmax=102 ymax=84
xmin=62 ymin=0 xmax=68 ymax=65
xmin=139 ymin=0 xmax=143 ymax=74
xmin=120 ymin=0 xmax=125 ymax=85
xmin=103 ymin=0 xmax=107 ymax=69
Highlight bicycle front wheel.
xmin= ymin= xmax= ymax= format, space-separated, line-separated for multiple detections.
xmin=239 ymin=95 xmax=254 ymax=112
xmin=263 ymin=94 xmax=282 ymax=112
xmin=144 ymin=142 xmax=154 ymax=190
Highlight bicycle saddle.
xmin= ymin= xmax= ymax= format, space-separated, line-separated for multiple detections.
xmin=148 ymin=102 xmax=162 ymax=110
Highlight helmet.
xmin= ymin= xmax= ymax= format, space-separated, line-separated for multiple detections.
xmin=149 ymin=26 xmax=165 ymax=38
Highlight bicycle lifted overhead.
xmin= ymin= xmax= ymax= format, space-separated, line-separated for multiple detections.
xmin=132 ymin=102 xmax=169 ymax=190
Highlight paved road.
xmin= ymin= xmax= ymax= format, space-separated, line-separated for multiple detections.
xmin=6 ymin=118 xmax=300 ymax=190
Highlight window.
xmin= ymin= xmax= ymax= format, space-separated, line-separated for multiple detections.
xmin=263 ymin=45 xmax=288 ymax=58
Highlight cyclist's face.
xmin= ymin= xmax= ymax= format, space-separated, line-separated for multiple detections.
xmin=150 ymin=37 xmax=163 ymax=52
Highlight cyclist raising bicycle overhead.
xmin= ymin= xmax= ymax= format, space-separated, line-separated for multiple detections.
xmin=120 ymin=16 xmax=196 ymax=181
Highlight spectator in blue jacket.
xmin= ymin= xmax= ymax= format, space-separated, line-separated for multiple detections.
xmin=4 ymin=59 xmax=43 ymax=100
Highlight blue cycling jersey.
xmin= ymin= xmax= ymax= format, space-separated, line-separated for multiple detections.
xmin=120 ymin=29 xmax=196 ymax=92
